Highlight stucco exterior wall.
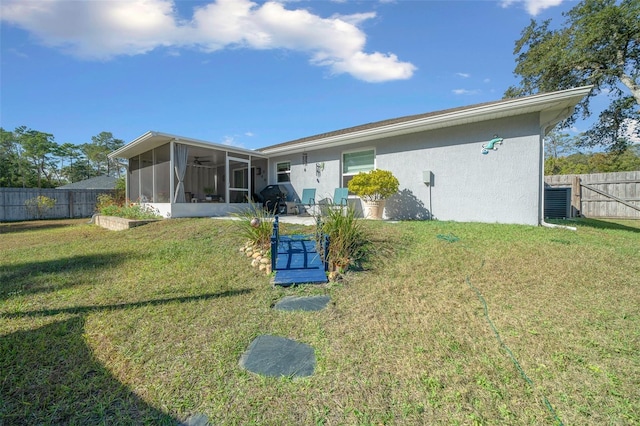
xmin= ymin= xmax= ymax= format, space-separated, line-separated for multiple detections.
xmin=269 ymin=113 xmax=542 ymax=225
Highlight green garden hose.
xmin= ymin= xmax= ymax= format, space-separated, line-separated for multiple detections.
xmin=465 ymin=275 xmax=564 ymax=425
xmin=437 ymin=234 xmax=564 ymax=425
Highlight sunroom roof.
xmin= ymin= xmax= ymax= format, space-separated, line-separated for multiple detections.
xmin=108 ymin=131 xmax=269 ymax=160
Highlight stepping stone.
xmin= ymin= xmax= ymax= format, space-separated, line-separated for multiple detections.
xmin=239 ymin=335 xmax=315 ymax=378
xmin=274 ymin=295 xmax=330 ymax=312
xmin=181 ymin=413 xmax=209 ymax=426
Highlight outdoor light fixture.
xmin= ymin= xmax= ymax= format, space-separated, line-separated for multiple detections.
xmin=302 ymin=153 xmax=308 ymax=166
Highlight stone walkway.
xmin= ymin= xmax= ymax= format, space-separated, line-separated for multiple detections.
xmin=238 ymin=295 xmax=330 ymax=378
xmin=274 ymin=295 xmax=330 ymax=312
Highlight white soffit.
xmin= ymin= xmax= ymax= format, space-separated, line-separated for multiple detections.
xmin=259 ymin=86 xmax=593 ymax=155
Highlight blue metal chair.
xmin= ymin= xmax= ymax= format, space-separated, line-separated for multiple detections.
xmin=332 ymin=187 xmax=349 ymax=207
xmin=296 ymin=188 xmax=316 ymax=215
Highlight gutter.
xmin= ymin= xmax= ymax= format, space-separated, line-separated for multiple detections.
xmin=259 ymin=86 xmax=594 ymax=155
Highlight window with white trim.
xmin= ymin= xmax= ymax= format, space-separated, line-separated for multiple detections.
xmin=342 ymin=149 xmax=375 ymax=187
xmin=276 ymin=161 xmax=291 ymax=183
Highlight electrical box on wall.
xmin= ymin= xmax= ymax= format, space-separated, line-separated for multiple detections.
xmin=422 ymin=170 xmax=433 ymax=186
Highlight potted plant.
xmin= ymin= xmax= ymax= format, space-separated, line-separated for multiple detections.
xmin=347 ymin=169 xmax=399 ymax=219
xmin=203 ymin=187 xmax=215 ymax=201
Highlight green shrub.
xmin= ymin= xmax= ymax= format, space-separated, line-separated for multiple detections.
xmin=233 ymin=204 xmax=275 ymax=250
xmin=347 ymin=169 xmax=399 ymax=202
xmin=96 ymin=194 xmax=161 ymax=220
xmin=319 ymin=205 xmax=368 ymax=272
xmin=96 ymin=193 xmax=117 ymax=211
xmin=24 ymin=195 xmax=57 ymax=219
xmin=114 ymin=177 xmax=126 ymax=205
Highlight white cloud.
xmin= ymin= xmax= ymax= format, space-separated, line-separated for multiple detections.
xmin=221 ymin=135 xmax=244 ymax=147
xmin=0 ymin=0 xmax=415 ymax=82
xmin=452 ymin=89 xmax=481 ymax=95
xmin=500 ymin=0 xmax=565 ymax=16
xmin=456 ymin=72 xmax=471 ymax=78
xmin=8 ymin=48 xmax=28 ymax=59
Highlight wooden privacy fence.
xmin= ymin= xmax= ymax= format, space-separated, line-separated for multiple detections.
xmin=0 ymin=188 xmax=112 ymax=222
xmin=545 ymin=171 xmax=640 ymax=219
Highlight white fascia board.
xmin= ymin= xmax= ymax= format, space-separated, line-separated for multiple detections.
xmin=108 ymin=131 xmax=268 ymax=159
xmin=260 ymin=86 xmax=593 ymax=155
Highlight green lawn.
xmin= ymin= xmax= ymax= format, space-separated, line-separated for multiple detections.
xmin=1 ymin=217 xmax=638 ymax=425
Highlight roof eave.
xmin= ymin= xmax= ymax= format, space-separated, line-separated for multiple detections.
xmin=108 ymin=131 xmax=269 ymax=159
xmin=258 ymin=86 xmax=593 ymax=155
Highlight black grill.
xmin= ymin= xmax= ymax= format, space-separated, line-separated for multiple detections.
xmin=259 ymin=185 xmax=288 ymax=214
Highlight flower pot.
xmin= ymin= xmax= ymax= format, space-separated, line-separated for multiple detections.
xmin=364 ymin=200 xmax=385 ymax=220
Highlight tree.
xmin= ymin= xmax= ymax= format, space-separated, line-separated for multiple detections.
xmin=544 ymin=130 xmax=581 ymax=159
xmin=506 ymin=0 xmax=640 ymax=151
xmin=62 ymin=159 xmax=97 ymax=183
xmin=15 ymin=127 xmax=58 ymax=188
xmin=544 ymin=147 xmax=640 ymax=175
xmin=54 ymin=142 xmax=83 ymax=183
xmin=0 ymin=128 xmax=22 ymax=187
xmin=84 ymin=132 xmax=125 ymax=177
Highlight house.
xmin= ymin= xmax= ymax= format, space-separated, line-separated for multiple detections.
xmin=108 ymin=86 xmax=592 ymax=225
xmin=56 ymin=175 xmax=118 ymax=190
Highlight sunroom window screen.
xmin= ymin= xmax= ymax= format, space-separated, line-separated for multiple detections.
xmin=343 ymin=150 xmax=374 ymax=174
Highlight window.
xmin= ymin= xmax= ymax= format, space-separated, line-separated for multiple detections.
xmin=277 ymin=161 xmax=291 ymax=183
xmin=342 ymin=149 xmax=374 ymax=187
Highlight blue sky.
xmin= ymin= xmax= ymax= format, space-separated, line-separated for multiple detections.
xmin=1 ymin=0 xmax=603 ymax=150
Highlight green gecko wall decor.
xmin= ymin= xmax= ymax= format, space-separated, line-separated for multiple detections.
xmin=482 ymin=136 xmax=503 ymax=155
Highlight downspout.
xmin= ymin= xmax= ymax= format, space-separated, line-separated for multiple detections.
xmin=539 ymin=108 xmax=577 ymax=231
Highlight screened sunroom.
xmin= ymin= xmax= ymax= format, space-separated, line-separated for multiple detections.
xmin=109 ymin=131 xmax=269 ymax=218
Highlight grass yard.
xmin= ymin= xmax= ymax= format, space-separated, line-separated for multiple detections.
xmin=1 ymin=217 xmax=638 ymax=425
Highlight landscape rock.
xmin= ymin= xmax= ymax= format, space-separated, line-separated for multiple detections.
xmin=239 ymin=335 xmax=316 ymax=378
xmin=274 ymin=295 xmax=331 ymax=312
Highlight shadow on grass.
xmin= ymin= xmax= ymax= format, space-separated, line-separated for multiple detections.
xmin=0 ymin=253 xmax=133 ymax=301
xmin=551 ymin=218 xmax=640 ymax=233
xmin=0 ymin=316 xmax=179 ymax=425
xmin=0 ymin=219 xmax=87 ymax=234
xmin=1 ymin=288 xmax=252 ymax=423
xmin=1 ymin=288 xmax=253 ymax=319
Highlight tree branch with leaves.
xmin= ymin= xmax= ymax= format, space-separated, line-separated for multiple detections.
xmin=506 ymin=0 xmax=639 ymax=151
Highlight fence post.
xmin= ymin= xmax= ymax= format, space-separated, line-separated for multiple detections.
xmin=323 ymin=234 xmax=330 ymax=271
xmin=270 ymin=216 xmax=279 ymax=272
xmin=571 ymin=176 xmax=581 ymax=217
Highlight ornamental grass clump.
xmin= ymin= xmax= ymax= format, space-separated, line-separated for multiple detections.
xmin=233 ymin=203 xmax=275 ymax=250
xmin=319 ymin=205 xmax=369 ymax=273
xmin=347 ymin=169 xmax=399 ymax=202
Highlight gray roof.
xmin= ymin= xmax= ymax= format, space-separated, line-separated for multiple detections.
xmin=256 ymin=86 xmax=593 ymax=155
xmin=57 ymin=175 xmax=117 ymax=190
xmin=256 ymin=101 xmax=495 ymax=153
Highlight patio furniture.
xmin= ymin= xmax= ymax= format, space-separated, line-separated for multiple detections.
xmin=296 ymin=188 xmax=316 ymax=216
xmin=332 ymin=187 xmax=348 ymax=207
